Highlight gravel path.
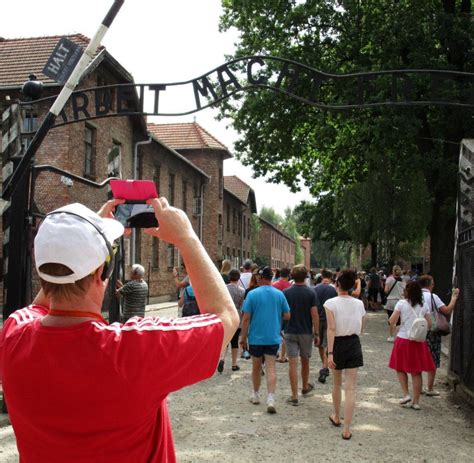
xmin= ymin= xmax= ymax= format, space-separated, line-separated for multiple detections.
xmin=0 ymin=310 xmax=473 ymax=462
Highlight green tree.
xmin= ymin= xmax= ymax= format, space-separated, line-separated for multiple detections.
xmin=259 ymin=206 xmax=283 ymax=227
xmin=220 ymin=0 xmax=474 ymax=297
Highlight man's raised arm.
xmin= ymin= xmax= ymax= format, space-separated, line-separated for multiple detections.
xmin=145 ymin=198 xmax=239 ymax=348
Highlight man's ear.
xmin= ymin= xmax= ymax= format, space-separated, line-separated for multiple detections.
xmin=93 ymin=265 xmax=106 ymax=284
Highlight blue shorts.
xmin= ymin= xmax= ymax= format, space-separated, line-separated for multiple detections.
xmin=248 ymin=344 xmax=279 ymax=358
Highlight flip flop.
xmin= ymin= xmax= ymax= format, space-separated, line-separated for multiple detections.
xmin=342 ymin=432 xmax=352 ymax=440
xmin=329 ymin=415 xmax=341 ymax=427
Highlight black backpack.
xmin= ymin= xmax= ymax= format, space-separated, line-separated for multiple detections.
xmin=182 ymin=286 xmax=200 ymax=317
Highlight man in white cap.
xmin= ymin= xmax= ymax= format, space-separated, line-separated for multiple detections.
xmin=0 ymin=198 xmax=239 ymax=463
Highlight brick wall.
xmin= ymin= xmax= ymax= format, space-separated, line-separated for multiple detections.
xmin=173 ymin=148 xmax=226 ymax=264
xmin=300 ymin=238 xmax=312 ymax=269
xmin=257 ymin=219 xmax=296 ymax=269
xmin=222 ymin=190 xmax=252 ymax=267
xmin=136 ymin=141 xmax=207 ymax=300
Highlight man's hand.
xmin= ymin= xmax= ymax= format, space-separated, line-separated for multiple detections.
xmin=240 ymin=337 xmax=248 ymax=351
xmin=145 ymin=198 xmax=197 ymax=246
xmin=313 ymin=335 xmax=320 ymax=347
xmin=97 ymin=198 xmax=125 ymax=219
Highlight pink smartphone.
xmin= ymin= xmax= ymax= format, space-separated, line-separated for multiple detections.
xmin=110 ymin=180 xmax=159 ymax=228
xmin=110 ymin=179 xmax=158 ymax=203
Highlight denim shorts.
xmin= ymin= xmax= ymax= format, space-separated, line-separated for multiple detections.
xmin=248 ymin=344 xmax=279 ymax=358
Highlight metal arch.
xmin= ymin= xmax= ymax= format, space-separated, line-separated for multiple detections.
xmin=18 ymin=55 xmax=474 ymax=130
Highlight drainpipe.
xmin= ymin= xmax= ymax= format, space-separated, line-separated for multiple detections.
xmin=132 ymin=136 xmax=152 ymax=261
xmin=240 ymin=206 xmax=248 ymax=266
xmin=199 ymin=180 xmax=206 ymax=241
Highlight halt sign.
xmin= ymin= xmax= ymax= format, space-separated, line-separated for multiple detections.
xmin=42 ymin=38 xmax=83 ymax=85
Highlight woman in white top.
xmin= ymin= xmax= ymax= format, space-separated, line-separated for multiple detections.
xmin=388 ymin=281 xmax=435 ymax=410
xmin=384 ymin=265 xmax=406 ymax=342
xmin=324 ymin=269 xmax=366 ymax=441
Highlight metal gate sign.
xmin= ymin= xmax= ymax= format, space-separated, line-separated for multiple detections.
xmin=42 ymin=38 xmax=84 ymax=85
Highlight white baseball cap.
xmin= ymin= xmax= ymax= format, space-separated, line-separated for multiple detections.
xmin=35 ymin=203 xmax=124 ymax=284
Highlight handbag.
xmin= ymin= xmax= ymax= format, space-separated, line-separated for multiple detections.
xmin=430 ymin=294 xmax=451 ymax=336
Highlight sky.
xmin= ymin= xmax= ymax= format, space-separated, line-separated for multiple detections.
xmin=1 ymin=0 xmax=313 ymax=215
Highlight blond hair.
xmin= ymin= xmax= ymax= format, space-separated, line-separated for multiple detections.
xmin=220 ymin=259 xmax=232 ymax=274
xmin=392 ymin=265 xmax=402 ymax=278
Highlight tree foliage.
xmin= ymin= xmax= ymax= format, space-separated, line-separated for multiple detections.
xmin=220 ymin=0 xmax=474 ymax=295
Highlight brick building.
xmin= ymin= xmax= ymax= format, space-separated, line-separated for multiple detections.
xmin=300 ymin=237 xmax=312 ymax=269
xmin=222 ymin=176 xmax=257 ymax=268
xmin=257 ymin=217 xmax=296 ymax=269
xmin=0 ymin=34 xmax=261 ymax=304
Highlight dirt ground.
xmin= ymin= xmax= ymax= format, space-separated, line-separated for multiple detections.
xmin=1 ymin=309 xmax=473 ymax=462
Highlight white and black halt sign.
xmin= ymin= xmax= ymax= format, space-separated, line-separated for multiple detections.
xmin=42 ymin=37 xmax=83 ymax=85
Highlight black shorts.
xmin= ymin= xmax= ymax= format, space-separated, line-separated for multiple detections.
xmin=249 ymin=344 xmax=279 ymax=358
xmin=333 ymin=334 xmax=363 ymax=370
xmin=230 ymin=328 xmax=241 ymax=349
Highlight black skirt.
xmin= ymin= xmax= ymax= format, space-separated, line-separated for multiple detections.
xmin=333 ymin=334 xmax=363 ymax=370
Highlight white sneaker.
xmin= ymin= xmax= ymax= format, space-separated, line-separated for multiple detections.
xmin=250 ymin=392 xmax=260 ymax=405
xmin=387 ymin=336 xmax=394 ymax=342
xmin=267 ymin=397 xmax=276 ymax=414
xmin=425 ymin=389 xmax=440 ymax=397
xmin=399 ymin=395 xmax=412 ymax=405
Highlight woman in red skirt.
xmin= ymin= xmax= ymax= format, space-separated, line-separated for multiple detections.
xmin=388 ymin=281 xmax=435 ymax=410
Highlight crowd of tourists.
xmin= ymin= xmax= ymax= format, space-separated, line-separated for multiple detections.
xmin=174 ymin=260 xmax=459 ymax=441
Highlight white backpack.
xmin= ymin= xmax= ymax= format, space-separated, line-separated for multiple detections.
xmin=408 ymin=305 xmax=428 ymax=342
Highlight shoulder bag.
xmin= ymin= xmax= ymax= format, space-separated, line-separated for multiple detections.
xmin=430 ymin=294 xmax=451 ymax=336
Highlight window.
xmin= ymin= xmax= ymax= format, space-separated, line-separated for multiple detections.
xmin=243 ymin=215 xmax=246 ymax=238
xmin=23 ymin=113 xmax=38 ymax=132
xmin=218 ymin=214 xmax=223 ymax=242
xmin=233 ymin=208 xmax=237 ymax=234
xmin=84 ymin=124 xmax=96 ymax=178
xmin=227 ymin=247 xmax=230 ymax=258
xmin=152 ymin=238 xmax=159 ymax=269
xmin=153 ymin=166 xmax=161 ymax=191
xmin=248 ymin=218 xmax=251 ymax=239
xmin=238 ymin=213 xmax=242 ymax=236
xmin=182 ymin=180 xmax=188 ymax=213
xmin=226 ymin=204 xmax=230 ymax=232
xmin=168 ymin=173 xmax=175 ymax=205
xmin=107 ymin=141 xmax=121 ymax=178
xmin=167 ymin=244 xmax=175 ymax=270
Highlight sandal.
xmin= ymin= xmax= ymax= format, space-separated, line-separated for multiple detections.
xmin=329 ymin=415 xmax=341 ymax=427
xmin=342 ymin=432 xmax=352 ymax=440
xmin=277 ymin=358 xmax=288 ymax=363
xmin=231 ymin=365 xmax=240 ymax=371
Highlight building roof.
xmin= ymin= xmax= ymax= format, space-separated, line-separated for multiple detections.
xmin=0 ymin=34 xmax=133 ymax=89
xmin=259 ymin=217 xmax=296 ymax=243
xmin=148 ymin=133 xmax=210 ymax=180
xmin=147 ymin=122 xmax=231 ymax=158
xmin=224 ymin=175 xmax=257 ymax=213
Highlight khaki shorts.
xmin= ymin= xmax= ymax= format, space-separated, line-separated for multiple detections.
xmin=319 ymin=320 xmax=328 ymax=348
xmin=284 ymin=333 xmax=313 ymax=359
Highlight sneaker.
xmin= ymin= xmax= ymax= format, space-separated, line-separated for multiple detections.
xmin=425 ymin=389 xmax=440 ymax=397
xmin=241 ymin=350 xmax=251 ymax=359
xmin=387 ymin=336 xmax=394 ymax=342
xmin=318 ymin=368 xmax=329 ymax=384
xmin=399 ymin=395 xmax=412 ymax=405
xmin=302 ymin=383 xmax=315 ymax=396
xmin=267 ymin=397 xmax=276 ymax=414
xmin=250 ymin=392 xmax=260 ymax=405
xmin=217 ymin=360 xmax=224 ymax=374
xmin=411 ymin=403 xmax=421 ymax=410
xmin=286 ymin=397 xmax=299 ymax=406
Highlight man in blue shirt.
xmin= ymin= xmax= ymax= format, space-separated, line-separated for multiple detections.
xmin=241 ymin=266 xmax=291 ymax=414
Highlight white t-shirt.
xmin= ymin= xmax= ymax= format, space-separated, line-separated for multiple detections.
xmin=395 ymin=299 xmax=430 ymax=339
xmin=385 ymin=276 xmax=405 ymax=300
xmin=239 ymin=272 xmax=252 ymax=290
xmin=324 ymin=296 xmax=366 ymax=336
xmin=422 ymin=289 xmax=444 ymax=313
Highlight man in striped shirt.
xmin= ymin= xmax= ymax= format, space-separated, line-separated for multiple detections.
xmin=117 ymin=264 xmax=148 ymax=321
